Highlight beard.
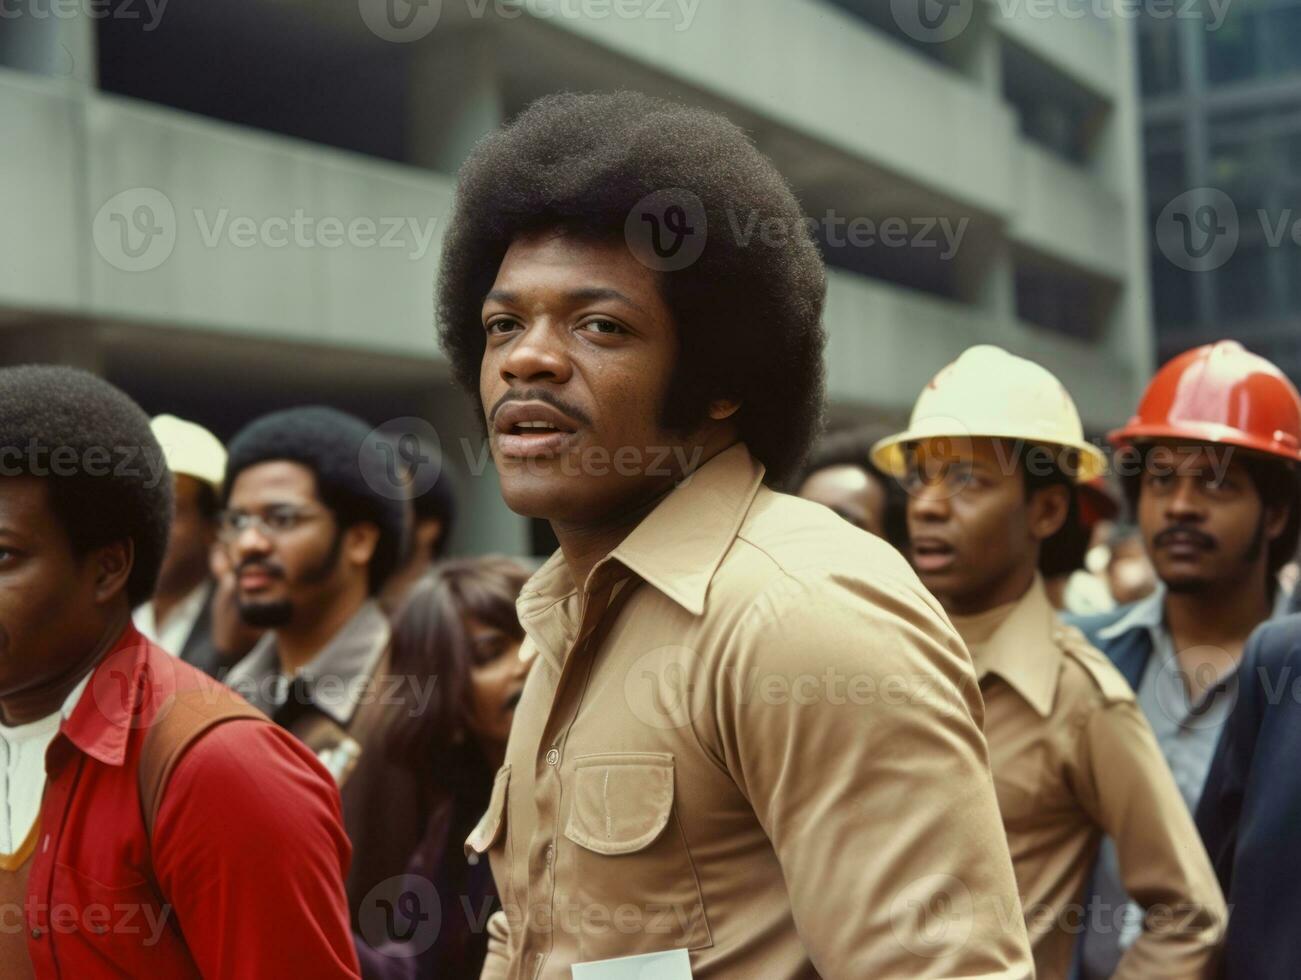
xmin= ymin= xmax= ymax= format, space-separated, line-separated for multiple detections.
xmin=1162 ymin=574 xmax=1212 ymax=595
xmin=235 ymin=528 xmax=345 ymax=630
xmin=237 ymin=598 xmax=294 ymax=628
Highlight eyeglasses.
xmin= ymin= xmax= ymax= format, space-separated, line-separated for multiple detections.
xmin=217 ymin=505 xmax=329 ymax=541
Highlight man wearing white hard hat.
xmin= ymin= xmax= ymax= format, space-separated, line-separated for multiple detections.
xmin=133 ymin=414 xmax=231 ymax=675
xmin=874 ymin=346 xmax=1225 ymax=979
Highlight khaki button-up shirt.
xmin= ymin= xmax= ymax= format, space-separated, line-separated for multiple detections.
xmin=467 ymin=444 xmax=1032 ymax=979
xmin=951 ymin=578 xmax=1226 ymax=980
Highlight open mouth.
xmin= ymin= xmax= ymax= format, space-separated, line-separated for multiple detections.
xmin=493 ymin=401 xmax=581 ymax=459
xmin=509 ymin=420 xmax=568 ymax=435
xmin=911 ymin=538 xmax=956 ymax=573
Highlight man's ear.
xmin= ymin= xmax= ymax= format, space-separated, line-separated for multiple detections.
xmin=345 ymin=522 xmax=381 ymax=570
xmin=1263 ymin=499 xmax=1292 ymax=543
xmin=1029 ymin=483 xmax=1071 ymax=543
xmin=93 ymin=539 xmax=135 ymax=605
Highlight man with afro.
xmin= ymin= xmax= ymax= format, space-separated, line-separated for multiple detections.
xmin=441 ymin=91 xmax=1031 ymax=978
xmin=220 ymin=407 xmax=435 ymax=938
xmin=0 ymin=366 xmax=358 ymax=978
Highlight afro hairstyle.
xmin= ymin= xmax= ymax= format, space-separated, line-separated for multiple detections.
xmin=223 ymin=406 xmax=406 ymax=595
xmin=0 ymin=364 xmax=172 ymax=608
xmin=436 ymin=90 xmax=828 ymax=486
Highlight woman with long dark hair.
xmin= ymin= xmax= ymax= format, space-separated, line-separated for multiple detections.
xmin=357 ymin=556 xmax=533 ymax=980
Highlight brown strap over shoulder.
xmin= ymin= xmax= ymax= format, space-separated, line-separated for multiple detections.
xmin=138 ymin=687 xmax=267 ymax=841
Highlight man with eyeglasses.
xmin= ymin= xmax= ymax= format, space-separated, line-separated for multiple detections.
xmin=220 ymin=407 xmax=434 ymax=945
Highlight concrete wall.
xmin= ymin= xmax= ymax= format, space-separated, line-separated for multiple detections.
xmin=0 ymin=0 xmax=1155 ymax=553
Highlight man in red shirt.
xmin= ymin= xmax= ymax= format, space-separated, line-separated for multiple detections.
xmin=0 ymin=365 xmax=360 ymax=978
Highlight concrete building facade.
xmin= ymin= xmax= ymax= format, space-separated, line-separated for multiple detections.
xmin=1 ymin=0 xmax=1153 ymax=555
xmin=1139 ymin=0 xmax=1301 ymax=383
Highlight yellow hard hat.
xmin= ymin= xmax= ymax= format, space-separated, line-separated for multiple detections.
xmin=871 ymin=345 xmax=1107 ymax=484
xmin=151 ymin=414 xmax=227 ymax=493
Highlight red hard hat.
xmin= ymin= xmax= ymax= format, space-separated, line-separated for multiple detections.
xmin=1108 ymin=340 xmax=1301 ymax=462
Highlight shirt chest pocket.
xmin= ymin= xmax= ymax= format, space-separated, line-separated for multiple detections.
xmin=562 ymin=753 xmax=712 ymax=962
xmin=49 ymin=863 xmax=179 ymax=976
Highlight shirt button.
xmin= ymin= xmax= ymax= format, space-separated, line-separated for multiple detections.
xmin=545 ymin=748 xmax=560 ymax=767
xmin=31 ymin=927 xmax=42 ymax=940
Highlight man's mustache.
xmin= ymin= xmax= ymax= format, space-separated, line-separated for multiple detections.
xmin=1153 ymin=526 xmax=1217 ymax=552
xmin=488 ymin=388 xmax=592 ymax=428
xmin=236 ymin=558 xmax=285 ymax=579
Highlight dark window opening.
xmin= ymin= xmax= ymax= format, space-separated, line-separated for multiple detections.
xmin=95 ymin=0 xmax=410 ymax=163
xmin=1014 ymin=253 xmax=1115 ymax=339
xmin=1002 ymin=39 xmax=1107 ymax=166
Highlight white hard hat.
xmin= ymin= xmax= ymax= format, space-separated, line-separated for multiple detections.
xmin=871 ymin=345 xmax=1107 ymax=484
xmin=151 ymin=414 xmax=227 ymax=493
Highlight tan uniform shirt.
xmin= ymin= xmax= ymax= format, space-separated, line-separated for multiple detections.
xmin=467 ymin=444 xmax=1032 ymax=980
xmin=951 ymin=578 xmax=1226 ymax=980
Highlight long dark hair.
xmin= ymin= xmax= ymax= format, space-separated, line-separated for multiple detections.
xmin=386 ymin=557 xmax=532 ymax=770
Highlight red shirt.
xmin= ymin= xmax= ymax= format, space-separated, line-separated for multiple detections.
xmin=21 ymin=624 xmax=361 ymax=978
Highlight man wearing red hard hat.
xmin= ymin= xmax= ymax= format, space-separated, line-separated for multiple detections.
xmin=1074 ymin=340 xmax=1301 ymax=978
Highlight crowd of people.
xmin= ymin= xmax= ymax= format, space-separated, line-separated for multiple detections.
xmin=2 ymin=89 xmax=1300 ymax=979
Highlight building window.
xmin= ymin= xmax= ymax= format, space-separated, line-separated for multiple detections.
xmin=1014 ymin=252 xmax=1115 ymax=339
xmin=1138 ymin=18 xmax=1182 ymax=96
xmin=1001 ymin=39 xmax=1106 ymax=167
xmin=1205 ymin=0 xmax=1301 ymax=87
xmin=96 ymin=0 xmax=411 ymax=164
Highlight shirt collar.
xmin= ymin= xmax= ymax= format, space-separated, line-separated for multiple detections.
xmin=133 ymin=580 xmax=210 ymax=643
xmin=514 ymin=444 xmax=765 ymax=668
xmin=962 ymin=577 xmax=1063 ymax=719
xmin=59 ymin=624 xmax=153 ymax=768
xmin=231 ymin=600 xmax=390 ymax=726
xmin=518 ymin=442 xmax=764 ymax=622
xmin=608 ymin=442 xmax=765 ymax=616
xmin=1098 ymin=585 xmax=1167 ymax=643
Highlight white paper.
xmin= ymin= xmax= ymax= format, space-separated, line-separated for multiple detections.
xmin=570 ymin=947 xmax=693 ymax=979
